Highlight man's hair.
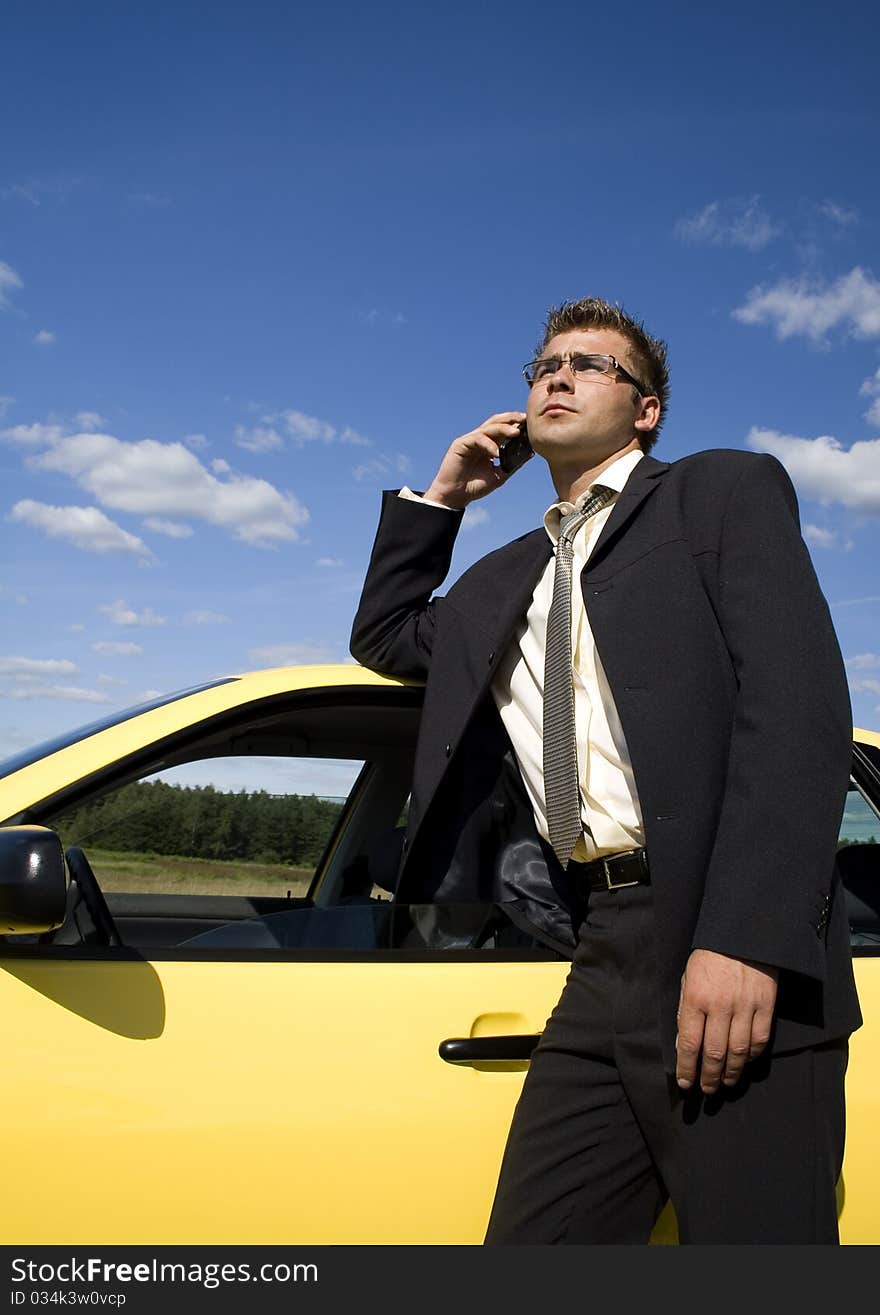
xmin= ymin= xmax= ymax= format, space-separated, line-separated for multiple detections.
xmin=535 ymin=297 xmax=670 ymax=451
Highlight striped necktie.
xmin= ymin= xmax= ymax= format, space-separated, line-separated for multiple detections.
xmin=543 ymin=484 xmax=616 ymax=868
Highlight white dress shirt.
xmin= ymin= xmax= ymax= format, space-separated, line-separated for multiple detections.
xmin=399 ymin=446 xmax=645 ymax=861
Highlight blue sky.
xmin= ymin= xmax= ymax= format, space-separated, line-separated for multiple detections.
xmin=2 ymin=0 xmax=879 ymax=781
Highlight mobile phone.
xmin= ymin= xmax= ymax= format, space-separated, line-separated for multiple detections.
xmin=498 ymin=421 xmax=534 ymax=475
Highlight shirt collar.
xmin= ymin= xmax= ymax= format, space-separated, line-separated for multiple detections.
xmin=543 ymin=448 xmax=645 ymax=545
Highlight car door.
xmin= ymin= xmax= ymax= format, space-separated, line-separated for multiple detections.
xmin=0 ymin=675 xmax=572 ymax=1244
xmin=0 ymin=939 xmax=569 ymax=1243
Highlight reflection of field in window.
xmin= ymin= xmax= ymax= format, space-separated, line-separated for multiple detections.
xmin=839 ymin=787 xmax=880 ymax=848
xmin=49 ymin=756 xmax=364 ymax=897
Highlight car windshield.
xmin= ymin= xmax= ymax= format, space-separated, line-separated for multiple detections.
xmin=0 ymin=678 xmax=237 ymax=781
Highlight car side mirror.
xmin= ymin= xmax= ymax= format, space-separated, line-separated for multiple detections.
xmin=0 ymin=826 xmax=68 ymax=934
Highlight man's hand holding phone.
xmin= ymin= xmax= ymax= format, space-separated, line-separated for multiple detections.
xmin=424 ymin=412 xmax=532 ymax=510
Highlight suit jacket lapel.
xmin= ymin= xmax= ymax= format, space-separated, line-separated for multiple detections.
xmin=588 ymin=454 xmax=669 ymax=569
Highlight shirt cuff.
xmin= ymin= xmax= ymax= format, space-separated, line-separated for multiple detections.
xmin=399 ymin=486 xmax=455 ymax=511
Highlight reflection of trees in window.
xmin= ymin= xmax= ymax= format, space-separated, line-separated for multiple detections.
xmin=52 ymin=780 xmax=344 ymax=866
xmin=839 ymin=786 xmax=880 ymax=849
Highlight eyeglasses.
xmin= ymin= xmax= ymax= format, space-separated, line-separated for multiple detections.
xmin=522 ymin=352 xmax=649 ymax=395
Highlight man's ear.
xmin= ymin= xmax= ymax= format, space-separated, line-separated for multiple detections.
xmin=635 ymin=394 xmax=661 ymax=434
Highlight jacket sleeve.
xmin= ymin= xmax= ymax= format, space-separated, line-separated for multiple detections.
xmin=349 ymin=489 xmax=465 ymax=680
xmin=690 ymin=454 xmax=853 ymax=981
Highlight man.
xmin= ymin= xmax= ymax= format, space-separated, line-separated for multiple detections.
xmin=349 ymin=298 xmax=861 ymax=1244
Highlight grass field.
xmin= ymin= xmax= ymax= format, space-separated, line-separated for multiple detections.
xmin=89 ymin=848 xmax=314 ymax=897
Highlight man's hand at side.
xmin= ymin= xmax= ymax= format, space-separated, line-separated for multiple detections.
xmin=423 ymin=412 xmax=526 ymax=509
xmin=675 ymin=949 xmax=778 ymax=1094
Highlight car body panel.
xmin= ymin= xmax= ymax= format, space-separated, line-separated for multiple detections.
xmin=0 ymin=957 xmax=565 ymax=1244
xmin=837 ymin=957 xmax=880 ymax=1244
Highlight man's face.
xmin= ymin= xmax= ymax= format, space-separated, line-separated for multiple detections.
xmin=524 ymin=328 xmax=656 ymax=467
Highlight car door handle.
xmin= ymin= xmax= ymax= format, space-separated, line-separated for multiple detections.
xmin=438 ymin=1035 xmax=540 ymax=1065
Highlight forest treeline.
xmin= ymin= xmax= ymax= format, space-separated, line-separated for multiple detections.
xmin=53 ymin=779 xmax=344 ymax=866
xmin=50 ymin=780 xmax=878 ymax=867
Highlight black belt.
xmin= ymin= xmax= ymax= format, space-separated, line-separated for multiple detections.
xmin=567 ymin=848 xmax=650 ymax=892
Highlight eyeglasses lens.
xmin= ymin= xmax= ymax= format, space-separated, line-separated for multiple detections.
xmin=526 ymin=355 xmax=614 ymax=385
xmin=571 ymin=355 xmax=612 ymax=382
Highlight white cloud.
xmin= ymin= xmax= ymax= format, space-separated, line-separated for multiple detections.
xmin=33 ymin=329 xmax=55 ymax=346
xmin=1 ymin=175 xmax=83 ymax=207
xmin=859 ymin=367 xmax=880 ymax=395
xmin=234 ymin=425 xmax=284 ymax=453
xmin=280 ymin=411 xmax=336 ymax=443
xmin=247 ymin=641 xmax=339 ymax=667
xmin=0 ymin=657 xmax=77 ymax=677
xmin=143 ymin=517 xmax=193 ymax=538
xmin=462 ymin=505 xmax=489 ymax=530
xmin=316 ymin=557 xmax=344 ymax=568
xmin=184 ymin=610 xmax=229 ymax=625
xmin=817 ymin=200 xmax=859 ymax=227
xmin=0 ymin=396 xmax=14 ymax=418
xmin=74 ymin=411 xmax=105 ymax=431
xmin=96 ymin=673 xmax=127 ymax=687
xmin=0 ymin=655 xmax=111 ymax=705
xmin=733 ymin=267 xmax=880 ymax=342
xmin=747 ymin=429 xmax=880 ymax=514
xmin=4 ymin=684 xmax=111 ymax=704
xmin=68 ymin=623 xmax=85 ymax=632
xmin=850 ymin=677 xmax=880 ymax=698
xmin=352 ymin=453 xmax=412 ymax=483
xmin=1 ymin=422 xmax=65 ymax=446
xmin=92 ymin=641 xmax=143 ymax=656
xmin=11 ymin=500 xmax=154 ymax=558
xmin=254 ymin=409 xmax=372 ymax=449
xmin=846 ymin=654 xmax=880 ymax=671
xmin=183 ymin=433 xmax=208 ymax=450
xmin=1 ymin=182 xmax=41 ymax=205
xmin=99 ymin=599 xmax=166 ymax=627
xmin=803 ymin=524 xmax=852 ymax=551
xmin=0 ymin=260 xmax=23 ymax=310
xmin=338 ymin=425 xmax=371 ymax=445
xmin=27 ymin=430 xmax=309 ymax=545
xmin=674 ymin=197 xmax=781 ymax=252
xmin=859 ymin=367 xmax=880 ymax=427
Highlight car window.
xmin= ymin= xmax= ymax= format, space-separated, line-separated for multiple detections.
xmin=48 ymin=755 xmax=364 ymax=899
xmin=839 ymin=782 xmax=880 ymax=848
xmin=838 ymin=779 xmax=880 ymax=948
xmin=0 ymin=685 xmax=572 ymax=961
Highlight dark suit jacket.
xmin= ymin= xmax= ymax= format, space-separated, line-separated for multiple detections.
xmin=350 ymin=449 xmax=862 ymax=1065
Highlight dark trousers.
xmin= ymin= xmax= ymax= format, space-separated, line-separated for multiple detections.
xmin=484 ymin=885 xmax=848 ymax=1245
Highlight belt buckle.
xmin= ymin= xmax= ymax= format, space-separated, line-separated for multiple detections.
xmin=602 ymin=855 xmax=640 ymax=890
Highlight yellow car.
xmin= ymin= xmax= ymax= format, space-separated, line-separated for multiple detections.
xmin=0 ymin=663 xmax=878 ymax=1244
